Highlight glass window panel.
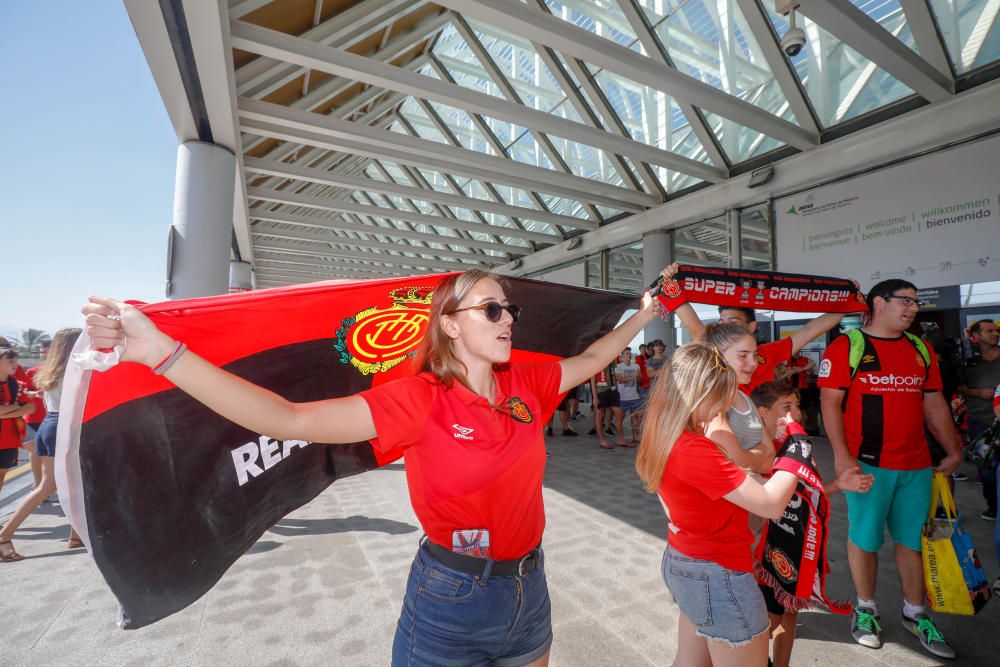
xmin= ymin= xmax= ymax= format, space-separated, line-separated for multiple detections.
xmin=739 ymin=203 xmax=772 ymax=271
xmin=637 ymin=1 xmax=798 ymax=121
xmin=674 ymin=214 xmax=730 ymax=267
xmin=376 ymin=161 xmax=410 ymax=185
xmin=363 ymin=164 xmax=387 ymax=182
xmin=766 ymin=7 xmax=916 ymax=127
xmin=585 ymin=253 xmax=602 ymax=288
xmin=700 ymin=109 xmax=783 ymax=163
xmin=421 ymin=99 xmax=499 ymax=155
xmin=464 ymin=20 xmax=587 ymax=120
xmin=608 ymin=239 xmax=645 ymax=292
xmin=929 ymin=0 xmax=1000 ymax=73
xmin=397 ymin=98 xmax=451 ymax=144
xmin=850 ymin=1 xmax=919 ymax=50
xmin=544 ymin=0 xmax=641 ymax=50
xmin=416 ymin=167 xmax=460 ymax=193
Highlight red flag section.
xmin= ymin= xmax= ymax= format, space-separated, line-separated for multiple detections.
xmin=656 ymin=265 xmax=868 ymax=313
xmin=56 ymin=275 xmax=635 ymax=629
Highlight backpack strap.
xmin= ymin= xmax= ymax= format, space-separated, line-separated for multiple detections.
xmin=846 ymin=328 xmax=931 ymax=381
xmin=846 ymin=329 xmax=866 ymax=379
xmin=903 ymin=331 xmax=931 ymax=382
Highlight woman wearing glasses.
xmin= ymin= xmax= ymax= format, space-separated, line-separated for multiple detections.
xmin=637 ymin=344 xmax=805 ymax=666
xmin=82 ymin=269 xmax=659 ymax=667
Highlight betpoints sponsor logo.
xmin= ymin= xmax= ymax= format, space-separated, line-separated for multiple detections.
xmin=857 ymin=373 xmax=924 ymax=391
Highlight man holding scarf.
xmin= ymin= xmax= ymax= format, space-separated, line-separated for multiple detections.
xmin=660 ymin=263 xmax=849 ymax=392
xmin=819 ymin=279 xmax=963 ymax=659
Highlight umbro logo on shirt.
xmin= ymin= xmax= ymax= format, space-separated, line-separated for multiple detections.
xmin=452 ymin=424 xmax=475 ymax=440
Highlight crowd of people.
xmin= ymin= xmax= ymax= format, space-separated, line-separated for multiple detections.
xmin=1 ymin=267 xmax=998 ymax=666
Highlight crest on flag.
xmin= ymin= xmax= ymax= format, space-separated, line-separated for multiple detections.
xmin=334 ymin=286 xmax=434 ymax=375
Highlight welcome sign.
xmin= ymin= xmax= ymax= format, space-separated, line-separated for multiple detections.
xmin=776 ymin=134 xmax=1000 ymax=289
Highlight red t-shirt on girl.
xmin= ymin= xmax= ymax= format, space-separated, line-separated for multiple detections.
xmin=659 ymin=430 xmax=752 ymax=572
xmin=361 ymin=362 xmax=563 ymax=560
xmin=1 ymin=379 xmax=29 ymax=450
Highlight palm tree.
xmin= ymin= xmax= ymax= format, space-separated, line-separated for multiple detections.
xmin=13 ymin=328 xmax=50 ymax=356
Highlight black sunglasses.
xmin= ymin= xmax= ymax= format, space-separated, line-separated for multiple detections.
xmin=450 ymin=301 xmax=521 ymax=323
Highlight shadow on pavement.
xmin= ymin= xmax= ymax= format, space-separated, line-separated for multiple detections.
xmin=4 ymin=523 xmax=72 ymax=541
xmin=268 ymin=515 xmax=418 ymax=537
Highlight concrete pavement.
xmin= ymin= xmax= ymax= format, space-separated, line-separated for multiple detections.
xmin=2 ymin=423 xmax=998 ymax=666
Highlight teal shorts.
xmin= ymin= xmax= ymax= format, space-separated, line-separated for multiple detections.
xmin=844 ymin=462 xmax=932 ymax=553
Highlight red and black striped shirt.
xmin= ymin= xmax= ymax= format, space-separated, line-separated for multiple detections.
xmin=819 ymin=332 xmax=941 ymax=470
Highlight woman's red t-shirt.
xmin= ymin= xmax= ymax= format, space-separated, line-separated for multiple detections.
xmin=659 ymin=430 xmax=752 ymax=572
xmin=360 ymin=362 xmax=562 ymax=560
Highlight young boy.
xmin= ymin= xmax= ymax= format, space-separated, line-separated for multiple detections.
xmin=750 ymin=381 xmax=873 ymax=667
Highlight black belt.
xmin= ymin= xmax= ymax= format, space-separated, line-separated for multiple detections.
xmin=424 ymin=540 xmax=542 ymax=577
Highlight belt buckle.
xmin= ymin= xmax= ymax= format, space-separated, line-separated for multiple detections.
xmin=517 ymin=551 xmax=535 ymax=576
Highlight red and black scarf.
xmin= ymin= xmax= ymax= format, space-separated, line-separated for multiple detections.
xmin=754 ymin=422 xmax=851 ymax=615
xmin=655 ymin=265 xmax=868 ymax=313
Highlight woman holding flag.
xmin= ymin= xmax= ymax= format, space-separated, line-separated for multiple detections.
xmin=82 ymin=269 xmax=661 ymax=667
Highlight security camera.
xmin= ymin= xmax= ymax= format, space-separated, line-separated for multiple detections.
xmin=778 ymin=4 xmax=806 ymax=57
xmin=782 ymin=26 xmax=805 ymax=57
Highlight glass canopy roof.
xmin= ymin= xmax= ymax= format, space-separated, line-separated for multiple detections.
xmin=220 ymin=0 xmax=1000 ymax=285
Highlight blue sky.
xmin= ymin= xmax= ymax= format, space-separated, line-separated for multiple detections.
xmin=2 ymin=2 xmax=177 ymax=340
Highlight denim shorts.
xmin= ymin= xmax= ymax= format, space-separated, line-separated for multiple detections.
xmin=34 ymin=412 xmax=59 ymax=458
xmin=619 ymin=399 xmax=642 ymax=414
xmin=845 ymin=462 xmax=931 ymax=553
xmin=661 ymin=546 xmax=769 ymax=646
xmin=392 ymin=541 xmax=552 ymax=666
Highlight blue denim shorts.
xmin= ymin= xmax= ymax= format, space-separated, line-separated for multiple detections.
xmin=392 ymin=541 xmax=552 ymax=666
xmin=34 ymin=412 xmax=59 ymax=458
xmin=662 ymin=546 xmax=769 ymax=646
xmin=619 ymin=399 xmax=642 ymax=414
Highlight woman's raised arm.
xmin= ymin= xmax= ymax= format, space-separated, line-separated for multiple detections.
xmin=82 ymin=297 xmax=376 ymax=444
xmin=558 ymin=290 xmax=658 ymax=393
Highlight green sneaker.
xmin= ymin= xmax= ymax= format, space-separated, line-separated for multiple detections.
xmin=851 ymin=607 xmax=882 ymax=648
xmin=901 ymin=612 xmax=956 ymax=659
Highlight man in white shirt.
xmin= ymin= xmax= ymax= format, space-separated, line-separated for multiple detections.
xmin=615 ymin=347 xmax=642 ymax=446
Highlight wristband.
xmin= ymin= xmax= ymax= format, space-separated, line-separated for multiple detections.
xmin=152 ymin=342 xmax=187 ymax=376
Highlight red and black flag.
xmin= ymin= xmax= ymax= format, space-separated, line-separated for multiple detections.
xmin=655 ymin=265 xmax=868 ymax=313
xmin=55 ymin=275 xmax=635 ymax=629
